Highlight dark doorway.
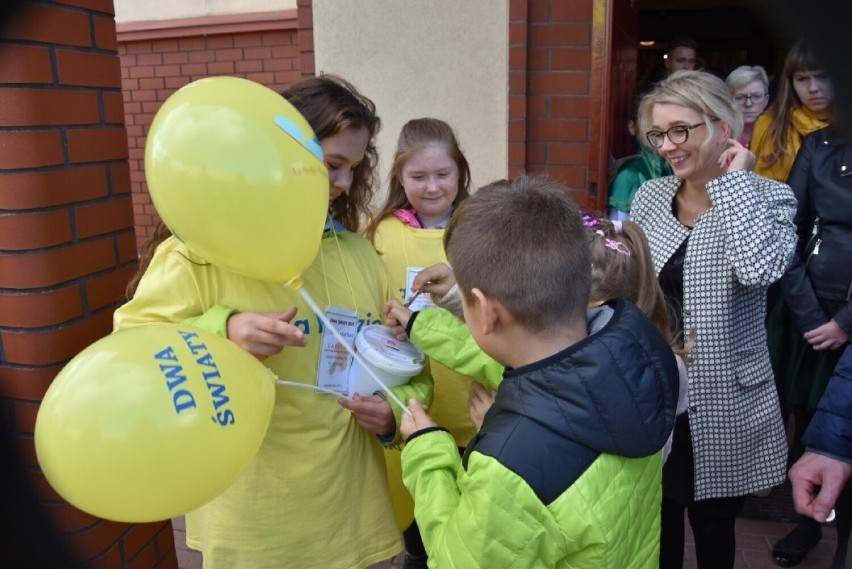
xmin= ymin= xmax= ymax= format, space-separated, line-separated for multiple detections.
xmin=636 ymin=0 xmax=798 ymax=94
xmin=598 ymin=0 xmax=812 ymax=212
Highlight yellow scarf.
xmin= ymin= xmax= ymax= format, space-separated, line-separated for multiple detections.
xmin=753 ymin=105 xmax=829 ymax=182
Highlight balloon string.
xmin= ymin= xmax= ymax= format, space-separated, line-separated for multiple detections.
xmin=293 ymin=285 xmax=412 ymax=416
xmin=276 ymin=380 xmax=352 ymax=398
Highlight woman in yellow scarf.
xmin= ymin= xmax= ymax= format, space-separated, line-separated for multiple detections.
xmin=756 ymin=41 xmax=839 ymax=568
xmin=750 ymin=41 xmax=834 ymax=182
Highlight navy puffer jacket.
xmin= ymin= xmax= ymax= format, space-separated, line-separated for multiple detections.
xmin=803 ymin=346 xmax=852 ymax=463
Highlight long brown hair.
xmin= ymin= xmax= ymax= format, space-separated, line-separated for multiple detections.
xmin=125 ymin=74 xmax=381 ymax=300
xmin=281 ymin=73 xmax=381 ymax=233
xmin=364 ymin=117 xmax=470 ymax=243
xmin=586 ymin=218 xmax=672 ymax=346
xmin=759 ymin=41 xmax=827 ymax=168
xmin=588 ymin=216 xmax=697 ymax=356
xmin=124 ymin=220 xmax=172 ymax=300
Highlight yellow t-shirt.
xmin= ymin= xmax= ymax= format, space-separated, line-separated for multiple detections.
xmin=114 ymin=231 xmax=431 ymax=569
xmin=373 ymin=215 xmax=477 ymax=446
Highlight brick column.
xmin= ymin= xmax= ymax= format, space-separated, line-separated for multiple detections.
xmin=508 ymin=0 xmax=529 ymax=179
xmin=297 ymin=0 xmax=315 ymax=77
xmin=0 ymin=1 xmax=176 ymax=567
xmin=506 ymin=0 xmax=598 ymax=210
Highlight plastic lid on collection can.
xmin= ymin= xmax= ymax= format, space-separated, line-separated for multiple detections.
xmin=354 ymin=325 xmax=425 ymax=378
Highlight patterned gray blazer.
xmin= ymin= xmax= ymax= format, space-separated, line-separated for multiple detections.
xmin=631 ymin=170 xmax=797 ymax=500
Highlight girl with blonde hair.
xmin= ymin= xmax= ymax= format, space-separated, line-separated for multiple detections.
xmin=365 ymin=117 xmax=471 ymax=569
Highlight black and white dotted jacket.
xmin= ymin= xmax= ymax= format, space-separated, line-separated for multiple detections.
xmin=631 ymin=170 xmax=797 ymax=500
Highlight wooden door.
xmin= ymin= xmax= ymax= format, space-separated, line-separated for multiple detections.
xmin=590 ymin=0 xmax=639 ymax=212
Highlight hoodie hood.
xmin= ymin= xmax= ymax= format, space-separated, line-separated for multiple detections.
xmin=496 ymin=299 xmax=678 ymax=458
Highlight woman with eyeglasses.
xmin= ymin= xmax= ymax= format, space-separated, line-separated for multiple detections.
xmin=725 ymin=65 xmax=770 ymax=148
xmin=630 ymin=70 xmax=798 ymax=569
xmin=751 ymin=41 xmax=834 ymax=182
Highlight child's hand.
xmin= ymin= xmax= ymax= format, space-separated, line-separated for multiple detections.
xmin=468 ymin=383 xmax=497 ymax=431
xmin=413 ymin=263 xmax=456 ymax=300
xmin=717 ymin=138 xmax=755 ymax=173
xmin=384 ymin=299 xmax=414 ymax=341
xmin=226 ymin=307 xmax=306 ymax=359
xmin=401 ymin=398 xmax=436 ymax=440
xmin=339 ymin=394 xmax=396 ymax=437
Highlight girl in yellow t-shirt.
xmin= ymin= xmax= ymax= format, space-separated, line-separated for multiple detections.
xmin=363 ymin=117 xmax=472 ymax=569
xmin=115 ymin=75 xmax=432 ymax=569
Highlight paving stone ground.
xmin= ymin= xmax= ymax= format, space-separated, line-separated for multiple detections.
xmin=173 ymin=482 xmax=843 ymax=569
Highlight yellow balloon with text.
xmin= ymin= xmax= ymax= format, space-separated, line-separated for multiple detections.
xmin=35 ymin=324 xmax=276 ymax=523
xmin=145 ymin=76 xmax=328 ymax=283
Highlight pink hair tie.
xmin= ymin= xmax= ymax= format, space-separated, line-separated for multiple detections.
xmin=605 ymin=239 xmax=631 ymax=256
xmin=596 ymin=229 xmax=631 ymax=256
xmin=612 ymin=220 xmax=623 ymax=234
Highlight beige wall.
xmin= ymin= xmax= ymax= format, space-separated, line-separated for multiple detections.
xmin=313 ymin=0 xmax=508 ymax=208
xmin=114 ymin=0 xmax=296 ymax=23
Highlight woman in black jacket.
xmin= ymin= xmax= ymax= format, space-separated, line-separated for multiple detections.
xmin=770 ymin=124 xmax=852 ymax=568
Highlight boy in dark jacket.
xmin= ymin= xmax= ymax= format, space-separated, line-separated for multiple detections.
xmin=791 ymin=345 xmax=852 ymax=522
xmin=399 ymin=174 xmax=679 ymax=568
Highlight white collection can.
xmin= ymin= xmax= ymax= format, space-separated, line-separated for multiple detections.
xmin=348 ymin=325 xmax=425 ymax=397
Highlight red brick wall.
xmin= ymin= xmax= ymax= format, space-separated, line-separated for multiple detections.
xmin=297 ymin=0 xmax=314 ymax=77
xmin=508 ymin=0 xmax=529 ymax=180
xmin=117 ymin=11 xmax=300 ymax=244
xmin=508 ymin=0 xmax=600 ymax=210
xmin=0 ymin=1 xmax=175 ymax=567
xmin=122 ymin=2 xmax=606 ymax=235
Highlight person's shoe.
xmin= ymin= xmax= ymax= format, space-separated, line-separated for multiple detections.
xmin=772 ymin=522 xmax=822 ymax=567
xmin=402 ymin=552 xmax=429 ymax=569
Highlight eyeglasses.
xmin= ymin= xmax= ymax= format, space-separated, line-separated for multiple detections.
xmin=645 ymin=123 xmax=706 ymax=148
xmin=733 ymin=93 xmax=768 ymax=105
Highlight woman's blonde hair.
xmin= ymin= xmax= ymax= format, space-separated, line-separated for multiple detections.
xmin=638 ymin=70 xmax=743 ymax=150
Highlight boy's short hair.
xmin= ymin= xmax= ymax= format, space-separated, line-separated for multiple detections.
xmin=444 ymin=174 xmax=591 ymax=333
xmin=667 ymin=36 xmax=697 ymax=57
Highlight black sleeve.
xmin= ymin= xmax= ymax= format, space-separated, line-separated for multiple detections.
xmin=780 ymin=132 xmax=829 ymax=333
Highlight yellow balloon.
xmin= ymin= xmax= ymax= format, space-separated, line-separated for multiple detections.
xmin=384 ymin=448 xmax=415 ymax=532
xmin=145 ymin=76 xmax=329 ymax=283
xmin=35 ymin=324 xmax=276 ymax=523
